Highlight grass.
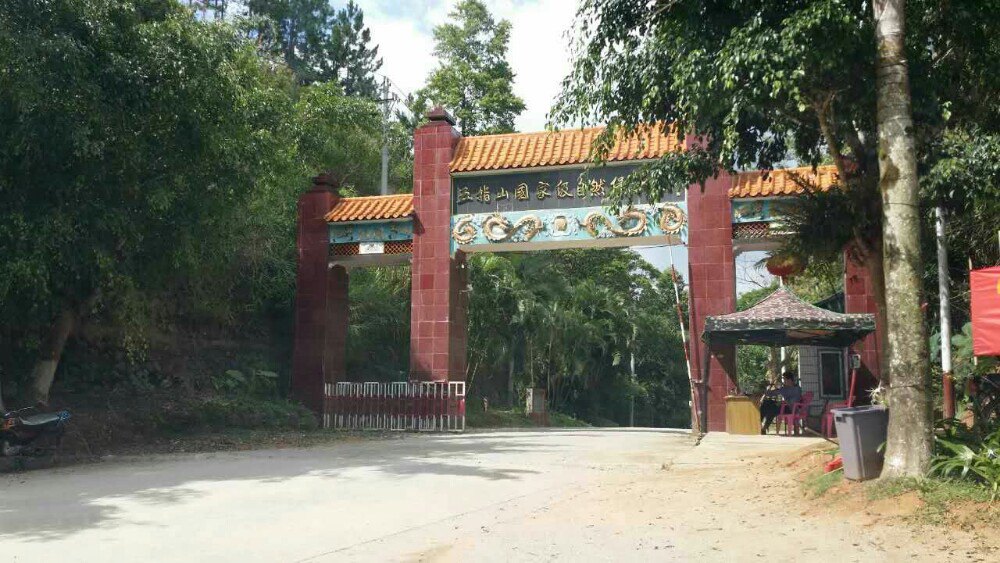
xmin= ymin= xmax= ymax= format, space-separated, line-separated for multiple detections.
xmin=548 ymin=411 xmax=592 ymax=427
xmin=465 ymin=406 xmax=590 ymax=429
xmin=866 ymin=476 xmax=999 ymax=526
xmin=802 ymin=468 xmax=844 ymax=498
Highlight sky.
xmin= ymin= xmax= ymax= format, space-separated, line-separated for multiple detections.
xmin=352 ymin=0 xmax=577 ymax=132
xmin=349 ymin=0 xmax=774 ymax=294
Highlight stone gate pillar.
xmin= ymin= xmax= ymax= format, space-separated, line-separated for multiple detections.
xmin=844 ymin=251 xmax=882 ymax=395
xmin=687 ymin=173 xmax=738 ymax=432
xmin=291 ymin=174 xmax=349 ymax=414
xmin=410 ymin=108 xmax=467 ymax=381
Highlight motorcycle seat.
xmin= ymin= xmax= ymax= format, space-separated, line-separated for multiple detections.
xmin=20 ymin=413 xmax=62 ymax=427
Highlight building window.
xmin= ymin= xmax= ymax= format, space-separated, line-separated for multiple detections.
xmin=819 ymin=350 xmax=845 ymax=398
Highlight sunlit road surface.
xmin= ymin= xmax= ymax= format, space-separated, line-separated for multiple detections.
xmin=1 ymin=429 xmax=983 ymax=562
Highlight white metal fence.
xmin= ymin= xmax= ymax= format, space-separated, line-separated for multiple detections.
xmin=323 ymin=381 xmax=466 ymax=432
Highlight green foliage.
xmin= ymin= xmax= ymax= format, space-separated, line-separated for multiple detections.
xmin=245 ymin=0 xmax=382 ymax=93
xmin=294 ymin=83 xmax=382 ymax=191
xmin=934 ymin=323 xmax=1000 ymax=383
xmin=410 ymin=0 xmax=525 ymax=135
xmin=923 ymin=127 xmax=1000 ymax=271
xmin=553 ymin=0 xmax=1000 ymax=320
xmin=211 ymin=369 xmax=279 ymax=396
xmin=604 ymin=147 xmax=718 ymax=206
xmin=930 ymin=419 xmax=1000 ymax=500
xmin=735 ymin=284 xmax=778 ymax=393
xmin=346 ymin=266 xmax=411 ymax=381
xmin=465 ymin=249 xmax=691 ymax=428
xmin=0 ymin=0 xmax=301 ymax=337
xmin=0 ymin=0 xmax=409 ymax=408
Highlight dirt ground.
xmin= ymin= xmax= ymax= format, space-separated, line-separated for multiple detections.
xmin=400 ymin=433 xmax=995 ymax=563
xmin=1 ymin=429 xmax=994 ymax=562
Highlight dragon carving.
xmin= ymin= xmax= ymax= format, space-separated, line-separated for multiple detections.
xmin=582 ymin=208 xmax=648 ymax=238
xmin=482 ymin=213 xmax=543 ymax=242
xmin=658 ymin=204 xmax=686 ymax=234
xmin=451 ymin=215 xmax=477 ymax=245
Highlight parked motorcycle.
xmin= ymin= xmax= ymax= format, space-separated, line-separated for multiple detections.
xmin=1 ymin=407 xmax=71 ymax=456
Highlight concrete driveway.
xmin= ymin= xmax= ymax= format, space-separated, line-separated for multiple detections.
xmin=1 ymin=429 xmax=985 ymax=562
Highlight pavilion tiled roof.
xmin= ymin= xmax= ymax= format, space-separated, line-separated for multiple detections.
xmin=730 ymin=165 xmax=839 ymax=198
xmin=324 ymin=193 xmax=413 ymax=223
xmin=703 ymin=287 xmax=875 ymax=347
xmin=449 ymin=124 xmax=682 ymax=173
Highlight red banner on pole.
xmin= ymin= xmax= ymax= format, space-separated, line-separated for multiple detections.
xmin=971 ymin=266 xmax=1000 ymax=356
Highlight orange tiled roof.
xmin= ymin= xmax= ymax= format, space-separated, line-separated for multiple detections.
xmin=730 ymin=165 xmax=840 ymax=198
xmin=449 ymin=124 xmax=682 ymax=173
xmin=324 ymin=193 xmax=413 ymax=223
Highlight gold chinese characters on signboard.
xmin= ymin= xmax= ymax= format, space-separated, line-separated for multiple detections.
xmin=456 ymin=178 xmax=609 ymax=205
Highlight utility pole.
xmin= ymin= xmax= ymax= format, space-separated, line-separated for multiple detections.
xmin=378 ymin=77 xmax=394 ymax=196
xmin=629 ymin=351 xmax=636 ymax=427
xmin=936 ymin=206 xmax=955 ymax=419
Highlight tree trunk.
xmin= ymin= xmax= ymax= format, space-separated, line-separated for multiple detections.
xmin=768 ymin=346 xmax=780 ymax=386
xmin=872 ymin=0 xmax=933 ymax=477
xmin=507 ymin=355 xmax=515 ymax=407
xmin=30 ymin=305 xmax=78 ymax=405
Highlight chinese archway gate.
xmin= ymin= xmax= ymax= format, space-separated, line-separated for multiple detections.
xmin=291 ymin=107 xmax=882 ymax=432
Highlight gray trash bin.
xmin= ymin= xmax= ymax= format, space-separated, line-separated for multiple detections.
xmin=833 ymin=405 xmax=888 ymax=481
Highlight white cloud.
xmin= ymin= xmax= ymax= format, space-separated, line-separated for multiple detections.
xmin=353 ymin=0 xmax=578 ymax=132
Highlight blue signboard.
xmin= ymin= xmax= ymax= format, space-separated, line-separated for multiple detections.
xmin=329 ymin=220 xmax=413 ymax=245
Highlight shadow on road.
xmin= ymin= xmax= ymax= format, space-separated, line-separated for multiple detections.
xmin=0 ymin=431 xmax=577 ymax=541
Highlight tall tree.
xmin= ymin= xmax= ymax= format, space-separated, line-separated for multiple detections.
xmin=246 ymin=0 xmax=382 ymax=93
xmin=330 ymin=2 xmax=382 ymax=97
xmin=873 ymin=0 xmax=931 ymax=476
xmin=553 ymin=0 xmax=1000 ymax=476
xmin=413 ymin=0 xmax=525 ymax=135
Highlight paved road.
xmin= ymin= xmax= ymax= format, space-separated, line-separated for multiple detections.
xmin=1 ymin=429 xmax=693 ymax=562
xmin=1 ymin=429 xmax=986 ymax=562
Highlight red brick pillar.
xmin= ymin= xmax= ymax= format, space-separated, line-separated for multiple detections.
xmin=291 ymin=174 xmax=348 ymax=415
xmin=687 ymin=173 xmax=738 ymax=432
xmin=844 ymin=251 xmax=881 ymax=397
xmin=324 ymin=266 xmax=349 ymax=386
xmin=410 ymin=108 xmax=466 ymax=382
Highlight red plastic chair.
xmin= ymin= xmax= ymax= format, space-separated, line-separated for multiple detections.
xmin=822 ymin=397 xmax=855 ymax=438
xmin=823 ymin=368 xmax=859 ymax=438
xmin=776 ymin=391 xmax=814 ymax=435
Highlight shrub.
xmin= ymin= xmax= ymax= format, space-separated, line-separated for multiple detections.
xmin=155 ymin=396 xmax=317 ymax=433
xmin=930 ymin=419 xmax=1000 ymax=500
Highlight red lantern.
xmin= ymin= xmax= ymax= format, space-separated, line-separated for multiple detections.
xmin=766 ymin=254 xmax=805 ymax=278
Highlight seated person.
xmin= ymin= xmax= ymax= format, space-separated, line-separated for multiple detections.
xmin=759 ymin=371 xmax=803 ymax=434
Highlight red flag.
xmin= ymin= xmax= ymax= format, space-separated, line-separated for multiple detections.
xmin=971 ymin=266 xmax=1000 ymax=356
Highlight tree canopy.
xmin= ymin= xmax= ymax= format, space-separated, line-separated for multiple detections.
xmin=0 ymin=0 xmax=411 ymax=404
xmin=245 ymin=0 xmax=382 ymax=93
xmin=552 ymin=1 xmax=1000 ymax=262
xmin=410 ymin=0 xmax=525 ymax=135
